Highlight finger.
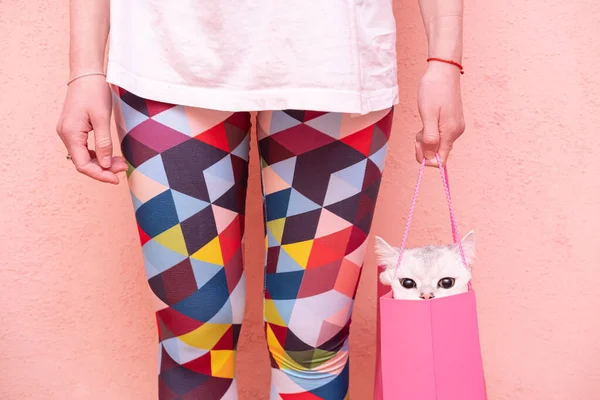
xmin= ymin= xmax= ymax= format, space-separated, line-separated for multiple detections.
xmin=91 ymin=113 xmax=113 ymax=169
xmin=109 ymin=156 xmax=129 ymax=174
xmin=437 ymin=118 xmax=464 ymax=168
xmin=68 ymin=142 xmax=119 ymax=184
xmin=90 ymin=151 xmax=128 ymax=174
xmin=425 ymin=158 xmax=439 ymax=168
xmin=419 ymin=109 xmax=441 ymax=161
xmin=415 ymin=132 xmax=439 ymax=167
xmin=88 ymin=157 xmax=123 ymax=184
xmin=437 ymin=141 xmax=453 ymax=168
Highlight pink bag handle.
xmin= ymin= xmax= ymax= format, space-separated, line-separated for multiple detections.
xmin=394 ymin=155 xmax=471 ymax=287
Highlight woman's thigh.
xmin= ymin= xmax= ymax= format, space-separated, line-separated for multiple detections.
xmin=256 ymin=108 xmax=393 ymax=396
xmin=112 ymin=87 xmax=252 ymax=398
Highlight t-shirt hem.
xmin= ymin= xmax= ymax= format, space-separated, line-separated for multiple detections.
xmin=106 ymin=61 xmax=399 ymax=115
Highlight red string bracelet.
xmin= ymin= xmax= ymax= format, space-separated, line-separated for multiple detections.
xmin=426 ymin=58 xmax=464 ymax=74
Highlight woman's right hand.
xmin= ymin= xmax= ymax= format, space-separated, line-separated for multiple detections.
xmin=56 ymin=76 xmax=128 ymax=184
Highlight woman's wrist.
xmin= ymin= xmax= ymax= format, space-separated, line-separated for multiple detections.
xmin=69 ymin=65 xmax=105 ymax=78
xmin=425 ymin=15 xmax=463 ymax=62
xmin=425 ymin=60 xmax=462 ymax=81
xmin=67 ymin=72 xmax=107 ymax=86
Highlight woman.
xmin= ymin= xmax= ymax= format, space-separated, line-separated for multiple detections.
xmin=56 ymin=0 xmax=465 ymax=398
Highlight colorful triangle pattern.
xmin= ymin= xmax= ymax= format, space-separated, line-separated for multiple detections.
xmin=258 ymin=109 xmax=393 ymax=398
xmin=113 ymin=88 xmax=250 ymax=398
xmin=114 ymin=85 xmax=393 ymax=399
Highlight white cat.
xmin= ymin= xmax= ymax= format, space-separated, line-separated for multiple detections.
xmin=375 ymin=231 xmax=475 ymax=300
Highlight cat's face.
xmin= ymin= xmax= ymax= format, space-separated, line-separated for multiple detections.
xmin=375 ymin=232 xmax=475 ymax=300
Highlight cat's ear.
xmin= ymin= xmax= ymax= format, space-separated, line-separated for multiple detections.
xmin=374 ymin=236 xmax=399 ymax=267
xmin=459 ymin=230 xmax=476 ymax=265
xmin=375 ymin=236 xmax=399 ymax=286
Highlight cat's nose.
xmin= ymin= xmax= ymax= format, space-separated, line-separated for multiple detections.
xmin=420 ymin=292 xmax=435 ymax=300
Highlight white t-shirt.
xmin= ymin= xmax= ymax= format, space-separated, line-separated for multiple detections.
xmin=106 ymin=0 xmax=399 ymax=114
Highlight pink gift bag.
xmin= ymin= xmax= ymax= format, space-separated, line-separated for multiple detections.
xmin=375 ymin=156 xmax=487 ymax=400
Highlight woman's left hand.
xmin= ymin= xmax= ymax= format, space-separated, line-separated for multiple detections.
xmin=415 ymin=62 xmax=465 ymax=167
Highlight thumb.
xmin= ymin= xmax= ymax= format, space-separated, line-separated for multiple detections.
xmin=91 ymin=113 xmax=113 ymax=169
xmin=420 ymin=114 xmax=440 ymax=161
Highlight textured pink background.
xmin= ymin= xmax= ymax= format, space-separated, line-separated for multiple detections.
xmin=1 ymin=1 xmax=599 ymax=399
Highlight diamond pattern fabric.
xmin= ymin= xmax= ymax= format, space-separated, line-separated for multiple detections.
xmin=112 ymin=86 xmax=392 ymax=399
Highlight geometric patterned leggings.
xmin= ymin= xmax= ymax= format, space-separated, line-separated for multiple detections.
xmin=111 ymin=87 xmax=393 ymax=400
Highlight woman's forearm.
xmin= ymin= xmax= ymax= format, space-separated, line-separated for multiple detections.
xmin=69 ymin=0 xmax=110 ymax=78
xmin=418 ymin=0 xmax=463 ymax=62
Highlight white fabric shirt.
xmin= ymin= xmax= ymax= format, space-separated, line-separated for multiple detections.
xmin=106 ymin=0 xmax=399 ymax=114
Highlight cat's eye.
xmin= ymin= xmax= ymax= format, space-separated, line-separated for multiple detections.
xmin=438 ymin=278 xmax=455 ymax=289
xmin=400 ymin=278 xmax=417 ymax=289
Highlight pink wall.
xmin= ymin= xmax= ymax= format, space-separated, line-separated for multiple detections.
xmin=1 ymin=0 xmax=599 ymax=399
